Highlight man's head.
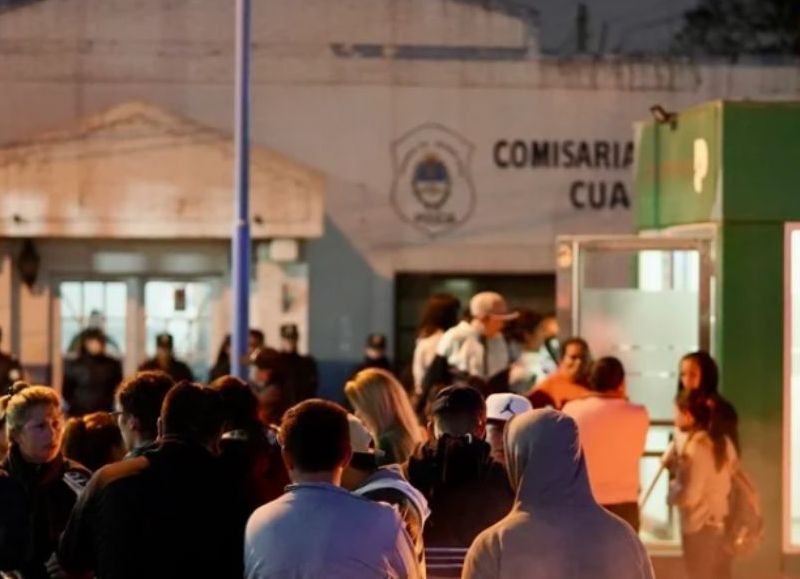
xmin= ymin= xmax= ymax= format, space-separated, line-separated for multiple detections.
xmin=279 ymin=399 xmax=352 ymax=485
xmin=364 ymin=333 xmax=387 ymax=360
xmin=159 ymin=382 xmax=224 ymax=451
xmin=279 ymin=324 xmax=299 ymax=353
xmin=589 ymin=357 xmax=626 ymax=395
xmin=429 ymin=385 xmax=486 ymax=440
xmin=115 ymin=371 xmax=175 ymax=451
xmin=559 ymin=337 xmax=591 ymax=383
xmin=155 ymin=333 xmax=174 ymax=361
xmin=82 ymin=328 xmax=107 ymax=356
xmin=248 ymin=329 xmax=265 ymax=355
xmin=341 ymin=414 xmax=379 ymax=490
xmin=469 ymin=292 xmax=517 ymax=339
xmin=208 ymin=375 xmax=259 ymax=432
xmin=485 ymin=393 xmax=532 ymax=465
xmin=250 ymin=346 xmax=285 ymax=387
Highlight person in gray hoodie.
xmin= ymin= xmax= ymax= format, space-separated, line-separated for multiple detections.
xmin=462 ymin=409 xmax=654 ymax=579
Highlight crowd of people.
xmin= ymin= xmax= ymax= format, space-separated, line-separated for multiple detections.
xmin=0 ymin=290 xmax=742 ymax=579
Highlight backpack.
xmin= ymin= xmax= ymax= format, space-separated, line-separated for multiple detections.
xmin=724 ymin=466 xmax=764 ymax=557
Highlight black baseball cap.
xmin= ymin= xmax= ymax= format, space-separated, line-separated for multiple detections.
xmin=280 ymin=324 xmax=299 ymax=341
xmin=431 ymin=384 xmax=486 ymax=418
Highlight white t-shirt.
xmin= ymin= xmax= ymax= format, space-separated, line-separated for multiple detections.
xmin=563 ymin=396 xmax=650 ymax=505
xmin=436 ymin=321 xmax=510 ymax=380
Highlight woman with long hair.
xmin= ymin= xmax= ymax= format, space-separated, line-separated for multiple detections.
xmin=677 ymin=351 xmax=739 ymax=452
xmin=0 ymin=382 xmax=90 ymax=578
xmin=412 ymin=294 xmax=462 ymax=395
xmin=669 ymin=388 xmax=737 ymax=579
xmin=345 ymin=368 xmax=423 ymax=465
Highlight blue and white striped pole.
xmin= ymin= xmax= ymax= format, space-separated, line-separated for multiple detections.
xmin=231 ymin=0 xmax=251 ymax=379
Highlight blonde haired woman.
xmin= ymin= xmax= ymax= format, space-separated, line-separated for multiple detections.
xmin=0 ymin=382 xmax=90 ymax=577
xmin=345 ymin=368 xmax=423 ymax=465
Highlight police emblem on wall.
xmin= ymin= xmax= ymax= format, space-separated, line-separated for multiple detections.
xmin=391 ymin=123 xmax=476 ymax=237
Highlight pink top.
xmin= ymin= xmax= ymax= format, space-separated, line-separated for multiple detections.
xmin=563 ymin=396 xmax=650 ymax=505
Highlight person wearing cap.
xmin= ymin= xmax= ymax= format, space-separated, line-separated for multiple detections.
xmin=485 ymin=393 xmax=532 ymax=466
xmin=62 ymin=328 xmax=124 ymax=417
xmin=249 ymin=347 xmax=290 ymax=426
xmin=563 ymin=357 xmax=649 ymax=531
xmin=208 ymin=329 xmax=266 ymax=382
xmin=342 ymin=414 xmax=430 ymax=567
xmin=422 ymin=292 xmax=516 ymax=397
xmin=350 ymin=333 xmax=394 ymax=378
xmin=405 ymin=385 xmax=513 ymax=578
xmin=277 ymin=324 xmax=319 ymax=405
xmin=138 ymin=333 xmax=194 ymax=384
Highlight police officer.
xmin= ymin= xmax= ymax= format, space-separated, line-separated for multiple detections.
xmin=278 ymin=324 xmax=318 ymax=406
xmin=0 ymin=327 xmax=22 ymax=397
xmin=62 ymin=328 xmax=124 ymax=417
xmin=139 ymin=333 xmax=194 ymax=383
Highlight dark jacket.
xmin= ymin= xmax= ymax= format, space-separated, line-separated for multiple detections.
xmin=139 ymin=357 xmax=194 ymax=384
xmin=0 ymin=351 xmax=23 ymax=396
xmin=280 ymin=351 xmax=319 ymax=406
xmin=219 ymin=426 xmax=289 ymax=514
xmin=58 ymin=438 xmax=243 ymax=579
xmin=62 ymin=353 xmax=123 ymax=417
xmin=0 ymin=448 xmax=90 ymax=579
xmin=406 ymin=436 xmax=514 ymax=577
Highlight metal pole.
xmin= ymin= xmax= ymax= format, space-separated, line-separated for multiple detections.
xmin=231 ymin=0 xmax=251 ymax=379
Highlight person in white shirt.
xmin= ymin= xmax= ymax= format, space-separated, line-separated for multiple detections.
xmin=411 ymin=294 xmax=461 ymax=396
xmin=563 ymin=356 xmax=649 ymax=531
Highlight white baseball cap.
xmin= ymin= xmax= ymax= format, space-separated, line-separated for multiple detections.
xmin=347 ymin=414 xmax=377 ymax=454
xmin=486 ymin=393 xmax=532 ymax=422
xmin=469 ymin=291 xmax=518 ymax=321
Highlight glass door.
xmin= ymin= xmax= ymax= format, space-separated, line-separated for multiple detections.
xmin=556 ymin=235 xmax=713 ymax=550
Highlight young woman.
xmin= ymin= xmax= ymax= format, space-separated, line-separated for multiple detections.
xmin=412 ymin=293 xmax=461 ymax=395
xmin=62 ymin=411 xmax=126 ymax=472
xmin=0 ymin=383 xmax=90 ymax=579
xmin=345 ymin=368 xmax=423 ymax=465
xmin=669 ymin=388 xmax=737 ymax=579
xmin=677 ymin=351 xmax=740 ymax=451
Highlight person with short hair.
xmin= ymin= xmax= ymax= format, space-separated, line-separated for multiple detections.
xmin=62 ymin=411 xmax=125 ymax=472
xmin=406 ymin=385 xmax=513 ymax=577
xmin=485 ymin=393 xmax=532 ymax=466
xmin=244 ymin=399 xmax=421 ymax=579
xmin=345 ymin=368 xmax=423 ymax=465
xmin=138 ymin=333 xmax=194 ymax=383
xmin=529 ymin=336 xmax=592 ymax=409
xmin=462 ymin=409 xmax=654 ymax=579
xmin=0 ymin=382 xmax=90 ymax=579
xmin=209 ymin=375 xmax=289 ymax=512
xmin=114 ymin=370 xmax=174 ymax=458
xmin=58 ymin=382 xmax=242 ymax=579
xmin=342 ymin=414 xmax=430 ymax=566
xmin=563 ymin=357 xmax=649 ymax=531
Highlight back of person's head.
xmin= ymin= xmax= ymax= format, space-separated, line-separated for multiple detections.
xmin=208 ymin=375 xmax=259 ymax=432
xmin=344 ymin=368 xmax=421 ymax=462
xmin=678 ymin=350 xmax=719 ymax=395
xmin=504 ymin=308 xmax=544 ymax=345
xmin=279 ymin=399 xmax=350 ymax=474
xmin=418 ymin=293 xmax=461 ymax=339
xmin=589 ymin=357 xmax=625 ymax=393
xmin=5 ymin=382 xmax=61 ymax=438
xmin=160 ymin=382 xmax=224 ymax=447
xmin=116 ymin=371 xmax=175 ymax=441
xmin=62 ymin=412 xmax=124 ymax=471
xmin=430 ymin=384 xmax=486 ymax=439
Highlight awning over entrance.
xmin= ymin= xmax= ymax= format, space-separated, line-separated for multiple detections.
xmin=0 ymin=101 xmax=324 ymax=239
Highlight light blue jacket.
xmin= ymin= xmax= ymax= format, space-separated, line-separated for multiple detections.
xmin=245 ymin=482 xmax=422 ymax=579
